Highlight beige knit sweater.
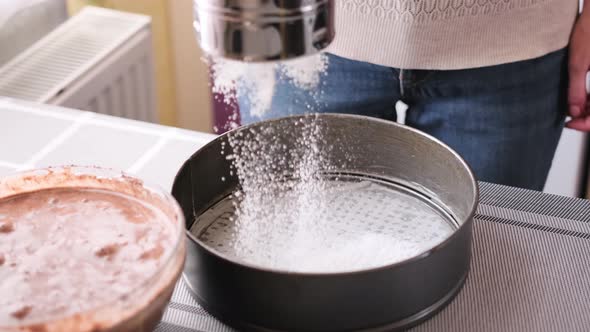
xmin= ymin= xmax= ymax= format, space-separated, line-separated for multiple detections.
xmin=327 ymin=0 xmax=580 ymax=70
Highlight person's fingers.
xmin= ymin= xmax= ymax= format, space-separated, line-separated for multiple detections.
xmin=565 ymin=116 xmax=590 ymax=131
xmin=568 ymin=61 xmax=588 ymax=118
xmin=564 ymin=95 xmax=590 ymax=131
xmin=568 ymin=12 xmax=590 ymax=118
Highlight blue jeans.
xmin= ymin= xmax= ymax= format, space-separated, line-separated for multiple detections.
xmin=239 ymin=49 xmax=568 ymax=191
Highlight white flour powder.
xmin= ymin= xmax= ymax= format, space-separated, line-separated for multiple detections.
xmin=202 ymin=54 xmax=453 ymax=273
xmin=222 ymin=116 xmax=333 ymax=253
xmin=193 ymin=179 xmax=455 ymax=273
xmin=209 ymin=53 xmax=329 ymax=120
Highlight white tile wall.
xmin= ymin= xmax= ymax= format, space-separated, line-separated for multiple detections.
xmin=135 ymin=139 xmax=208 ymax=190
xmin=0 ymin=98 xmax=215 ymax=190
xmin=0 ymin=107 xmax=71 ymax=163
xmin=0 ymin=166 xmax=15 ymax=176
xmin=36 ymin=123 xmax=160 ymax=170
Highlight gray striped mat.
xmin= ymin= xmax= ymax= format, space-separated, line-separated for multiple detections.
xmin=155 ymin=182 xmax=590 ymax=332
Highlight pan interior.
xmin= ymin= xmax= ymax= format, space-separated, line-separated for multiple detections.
xmin=189 ymin=173 xmax=458 ymax=273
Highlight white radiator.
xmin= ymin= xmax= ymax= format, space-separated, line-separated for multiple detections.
xmin=0 ymin=6 xmax=157 ymax=123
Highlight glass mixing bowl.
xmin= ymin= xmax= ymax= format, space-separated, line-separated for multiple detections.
xmin=0 ymin=166 xmax=186 ymax=332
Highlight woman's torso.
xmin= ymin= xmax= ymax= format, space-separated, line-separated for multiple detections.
xmin=327 ymin=0 xmax=579 ymax=70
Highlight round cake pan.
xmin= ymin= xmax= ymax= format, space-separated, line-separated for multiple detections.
xmin=172 ymin=114 xmax=478 ymax=331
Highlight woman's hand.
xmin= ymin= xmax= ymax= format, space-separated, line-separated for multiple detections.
xmin=567 ymin=10 xmax=590 ymax=131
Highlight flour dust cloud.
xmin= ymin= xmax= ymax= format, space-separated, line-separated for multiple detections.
xmin=199 ymin=53 xmax=454 ymax=273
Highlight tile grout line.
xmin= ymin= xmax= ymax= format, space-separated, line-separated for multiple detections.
xmin=89 ymin=117 xmax=216 ymax=144
xmin=126 ymin=127 xmax=178 ymax=174
xmin=90 ymin=118 xmax=168 ymax=136
xmin=4 ymin=99 xmax=215 ymax=144
xmin=172 ymin=132 xmax=216 ymax=144
xmin=2 ymin=100 xmax=80 ymax=122
xmin=18 ymin=112 xmax=96 ymax=170
xmin=0 ymin=160 xmax=23 ymax=169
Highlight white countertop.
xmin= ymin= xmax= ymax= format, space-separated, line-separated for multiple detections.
xmin=3 ymin=99 xmax=590 ymax=332
xmin=0 ymin=98 xmax=216 ymax=190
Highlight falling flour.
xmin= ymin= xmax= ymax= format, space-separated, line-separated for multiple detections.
xmin=202 ymin=53 xmax=454 ymax=273
xmin=209 ymin=53 xmax=329 ymax=120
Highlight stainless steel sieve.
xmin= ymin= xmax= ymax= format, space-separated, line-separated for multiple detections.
xmin=193 ymin=0 xmax=335 ymax=61
xmin=172 ymin=114 xmax=478 ymax=331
